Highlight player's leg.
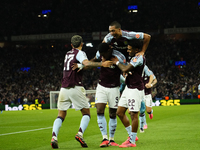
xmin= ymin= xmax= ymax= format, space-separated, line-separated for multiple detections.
xmin=95 ymin=84 xmax=110 ymax=147
xmin=70 ymin=86 xmax=90 ymax=147
xmin=74 ymin=108 xmax=90 ymax=147
xmin=51 ymin=110 xmax=66 ymax=149
xmin=119 ymin=88 xmax=142 ymax=148
xmin=117 ymin=87 xmax=133 ymax=144
xmin=96 ymin=103 xmax=109 ymax=147
xmin=143 ymin=113 xmax=148 ymax=129
xmin=108 ymin=108 xmax=119 ymax=146
xmin=139 ymin=101 xmax=146 ymax=133
xmin=107 ymin=87 xmax=119 ymax=146
xmin=51 ymin=87 xmax=70 ymax=149
xmin=145 ymin=94 xmax=153 ymax=119
xmin=129 ymin=111 xmax=139 ymax=146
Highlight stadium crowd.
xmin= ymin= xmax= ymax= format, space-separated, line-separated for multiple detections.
xmin=0 ymin=37 xmax=200 ymax=105
xmin=0 ymin=0 xmax=200 ymax=105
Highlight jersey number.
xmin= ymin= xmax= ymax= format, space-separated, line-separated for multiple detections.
xmin=64 ymin=54 xmax=75 ymax=70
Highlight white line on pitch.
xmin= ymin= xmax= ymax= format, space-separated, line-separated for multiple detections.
xmin=0 ymin=127 xmax=52 ymax=136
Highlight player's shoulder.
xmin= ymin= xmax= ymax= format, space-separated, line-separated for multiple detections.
xmin=122 ymin=30 xmax=143 ymax=39
xmin=104 ymin=33 xmax=113 ymax=42
xmin=130 ymin=55 xmax=144 ymax=63
xmin=67 ymin=48 xmax=78 ymax=54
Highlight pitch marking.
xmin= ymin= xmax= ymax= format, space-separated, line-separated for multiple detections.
xmin=0 ymin=127 xmax=52 ymax=136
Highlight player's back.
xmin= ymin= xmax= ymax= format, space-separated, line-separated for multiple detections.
xmin=61 ymin=48 xmax=84 ymax=88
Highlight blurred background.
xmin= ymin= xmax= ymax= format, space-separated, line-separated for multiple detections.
xmin=0 ymin=0 xmax=200 ymax=106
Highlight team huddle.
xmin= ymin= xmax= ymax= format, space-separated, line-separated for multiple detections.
xmin=50 ymin=21 xmax=157 ymax=148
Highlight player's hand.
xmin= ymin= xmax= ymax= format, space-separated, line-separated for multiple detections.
xmin=102 ymin=56 xmax=106 ymax=62
xmin=145 ymin=83 xmax=152 ymax=88
xmin=135 ymin=51 xmax=144 ymax=56
xmin=111 ymin=56 xmax=119 ymax=64
xmin=72 ymin=63 xmax=82 ymax=72
xmin=102 ymin=61 xmax=113 ymax=67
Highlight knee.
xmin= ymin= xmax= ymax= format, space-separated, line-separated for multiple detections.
xmin=109 ymin=108 xmax=117 ymax=119
xmin=146 ymin=107 xmax=152 ymax=114
xmin=109 ymin=112 xmax=116 ymax=119
xmin=116 ymin=110 xmax=124 ymax=118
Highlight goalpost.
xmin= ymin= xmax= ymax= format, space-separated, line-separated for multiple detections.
xmin=50 ymin=90 xmax=96 ymax=109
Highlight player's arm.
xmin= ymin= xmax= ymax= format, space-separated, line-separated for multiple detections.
xmin=82 ymin=59 xmax=113 ymax=68
xmin=151 ymin=78 xmax=157 ymax=87
xmin=112 ymin=57 xmax=134 ymax=72
xmin=136 ymin=33 xmax=151 ymax=56
xmin=145 ymin=74 xmax=154 ymax=88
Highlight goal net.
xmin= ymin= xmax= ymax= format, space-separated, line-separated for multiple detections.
xmin=50 ymin=90 xmax=96 ymax=109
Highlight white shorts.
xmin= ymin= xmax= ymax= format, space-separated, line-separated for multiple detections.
xmin=118 ymin=86 xmax=144 ymax=112
xmin=144 ymin=94 xmax=152 ymax=107
xmin=95 ymin=84 xmax=120 ymax=109
xmin=57 ymin=86 xmax=90 ymax=111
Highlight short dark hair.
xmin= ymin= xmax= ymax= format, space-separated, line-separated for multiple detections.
xmin=98 ymin=43 xmax=109 ymax=53
xmin=110 ymin=21 xmax=121 ymax=29
xmin=128 ymin=39 xmax=143 ymax=50
xmin=71 ymin=35 xmax=83 ymax=48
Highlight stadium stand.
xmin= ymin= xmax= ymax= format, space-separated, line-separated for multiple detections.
xmin=0 ymin=0 xmax=200 ymax=105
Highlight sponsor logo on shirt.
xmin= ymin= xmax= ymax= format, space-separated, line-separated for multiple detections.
xmin=114 ymin=42 xmax=118 ymax=45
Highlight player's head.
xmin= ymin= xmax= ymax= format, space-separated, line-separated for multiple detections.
xmin=127 ymin=39 xmax=143 ymax=57
xmin=98 ymin=43 xmax=113 ymax=60
xmin=71 ymin=35 xmax=83 ymax=48
xmin=109 ymin=21 xmax=122 ymax=39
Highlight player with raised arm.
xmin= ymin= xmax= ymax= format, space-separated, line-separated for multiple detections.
xmin=103 ymin=21 xmax=151 ymax=58
xmin=139 ymin=65 xmax=157 ymax=132
xmin=50 ymin=35 xmax=112 ymax=149
xmin=112 ymin=39 xmax=145 ymax=148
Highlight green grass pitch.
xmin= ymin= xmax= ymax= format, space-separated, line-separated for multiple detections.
xmin=0 ymin=104 xmax=200 ymax=150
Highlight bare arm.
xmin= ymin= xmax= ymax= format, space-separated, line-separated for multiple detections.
xmin=111 ymin=56 xmax=134 ymax=72
xmin=82 ymin=59 xmax=113 ymax=68
xmin=151 ymin=78 xmax=157 ymax=87
xmin=136 ymin=33 xmax=151 ymax=56
xmin=145 ymin=74 xmax=154 ymax=88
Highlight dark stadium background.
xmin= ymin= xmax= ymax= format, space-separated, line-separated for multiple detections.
xmin=0 ymin=0 xmax=200 ymax=107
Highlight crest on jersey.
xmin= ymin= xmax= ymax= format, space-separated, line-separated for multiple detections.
xmin=132 ymin=57 xmax=137 ymax=62
xmin=135 ymin=34 xmax=140 ymax=39
xmin=124 ymin=41 xmax=128 ymax=45
xmin=123 ymin=59 xmax=126 ymax=63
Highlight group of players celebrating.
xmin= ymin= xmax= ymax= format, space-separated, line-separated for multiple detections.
xmin=50 ymin=21 xmax=157 ymax=148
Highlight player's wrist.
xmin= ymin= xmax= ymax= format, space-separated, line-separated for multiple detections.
xmin=116 ymin=61 xmax=120 ymax=66
xmin=77 ymin=63 xmax=84 ymax=69
xmin=151 ymin=84 xmax=153 ymax=87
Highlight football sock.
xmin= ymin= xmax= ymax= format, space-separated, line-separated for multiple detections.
xmin=130 ymin=132 xmax=137 ymax=144
xmin=52 ymin=117 xmax=64 ymax=137
xmin=144 ymin=113 xmax=147 ymax=125
xmin=109 ymin=117 xmax=117 ymax=139
xmin=139 ymin=113 xmax=145 ymax=129
xmin=79 ymin=114 xmax=90 ymax=136
xmin=125 ymin=125 xmax=132 ymax=137
xmin=97 ymin=114 xmax=107 ymax=138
